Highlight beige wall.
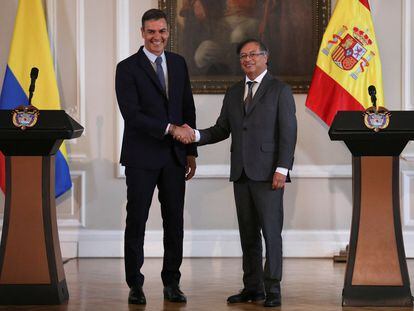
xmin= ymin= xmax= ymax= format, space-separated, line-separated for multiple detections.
xmin=0 ymin=0 xmax=413 ymax=257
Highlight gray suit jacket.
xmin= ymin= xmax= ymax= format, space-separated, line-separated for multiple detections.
xmin=199 ymin=72 xmax=297 ymax=182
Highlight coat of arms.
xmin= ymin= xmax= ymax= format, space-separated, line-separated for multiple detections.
xmin=322 ymin=26 xmax=376 ymax=80
xmin=12 ymin=105 xmax=40 ymax=130
xmin=363 ymin=106 xmax=391 ymax=132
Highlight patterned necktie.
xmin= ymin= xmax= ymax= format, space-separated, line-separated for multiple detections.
xmin=155 ymin=56 xmax=166 ymax=91
xmin=244 ymin=81 xmax=256 ymax=114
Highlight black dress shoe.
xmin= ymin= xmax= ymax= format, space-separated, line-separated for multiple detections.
xmin=163 ymin=285 xmax=187 ymax=303
xmin=128 ymin=286 xmax=146 ymax=305
xmin=227 ymin=289 xmax=265 ymax=303
xmin=264 ymin=293 xmax=281 ymax=307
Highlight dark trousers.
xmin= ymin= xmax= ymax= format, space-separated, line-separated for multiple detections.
xmin=233 ymin=173 xmax=284 ymax=294
xmin=124 ymin=152 xmax=185 ymax=288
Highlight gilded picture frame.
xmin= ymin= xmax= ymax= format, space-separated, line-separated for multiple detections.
xmin=159 ymin=0 xmax=331 ymax=94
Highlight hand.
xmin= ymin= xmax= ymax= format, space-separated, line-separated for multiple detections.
xmin=185 ymin=156 xmax=196 ymax=180
xmin=171 ymin=124 xmax=195 ymax=144
xmin=272 ymin=172 xmax=286 ymax=190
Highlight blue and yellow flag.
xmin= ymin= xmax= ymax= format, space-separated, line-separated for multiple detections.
xmin=0 ymin=0 xmax=72 ymax=197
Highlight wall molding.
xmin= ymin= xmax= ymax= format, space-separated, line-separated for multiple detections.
xmin=46 ymin=0 xmax=57 ymax=70
xmin=58 ymin=229 xmax=350 ymax=258
xmin=402 ymin=0 xmax=412 ymax=110
xmin=0 ymin=171 xmax=86 ymax=223
xmin=76 ymin=0 xmax=86 ymax=130
xmin=56 ymin=228 xmax=414 ymax=259
xmin=195 ymin=164 xmax=353 ymax=179
xmin=115 ymin=0 xmax=130 ymax=178
xmin=402 ymin=169 xmax=414 ymax=227
xmin=68 ymin=153 xmax=88 ymax=161
xmin=397 ymin=0 xmax=414 ymax=161
xmin=402 ymin=153 xmax=414 ymax=162
xmin=111 ymin=0 xmax=353 ymax=181
xmin=46 ymin=0 xmax=85 ymax=130
xmin=50 ymin=171 xmax=87 ymax=228
xmin=116 ymin=0 xmax=130 ymax=61
xmin=116 ymin=164 xmax=352 ymax=179
xmin=287 ymin=165 xmax=352 ymax=178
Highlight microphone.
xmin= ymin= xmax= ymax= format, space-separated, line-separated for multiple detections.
xmin=368 ymin=85 xmax=377 ymax=108
xmin=28 ymin=67 xmax=39 ymax=105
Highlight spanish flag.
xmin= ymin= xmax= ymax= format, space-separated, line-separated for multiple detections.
xmin=305 ymin=0 xmax=384 ymax=126
xmin=0 ymin=0 xmax=72 ymax=197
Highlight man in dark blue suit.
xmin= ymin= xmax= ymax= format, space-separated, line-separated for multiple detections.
xmin=115 ymin=9 xmax=197 ymax=305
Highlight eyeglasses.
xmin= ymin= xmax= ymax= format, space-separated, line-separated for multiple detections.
xmin=239 ymin=51 xmax=266 ymax=60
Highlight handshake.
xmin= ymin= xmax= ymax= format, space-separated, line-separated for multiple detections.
xmin=169 ymin=124 xmax=196 ymax=144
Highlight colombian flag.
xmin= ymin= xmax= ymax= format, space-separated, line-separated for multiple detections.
xmin=306 ymin=0 xmax=384 ymax=126
xmin=0 ymin=0 xmax=72 ymax=197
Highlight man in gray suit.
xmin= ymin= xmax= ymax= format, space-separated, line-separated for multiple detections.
xmin=177 ymin=38 xmax=297 ymax=307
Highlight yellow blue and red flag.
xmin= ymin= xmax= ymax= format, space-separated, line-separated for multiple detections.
xmin=306 ymin=0 xmax=384 ymax=125
xmin=0 ymin=0 xmax=71 ymax=197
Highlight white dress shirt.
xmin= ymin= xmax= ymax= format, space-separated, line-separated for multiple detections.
xmin=142 ymin=47 xmax=171 ymax=135
xmin=142 ymin=47 xmax=168 ymax=93
xmin=243 ymin=69 xmax=267 ymax=99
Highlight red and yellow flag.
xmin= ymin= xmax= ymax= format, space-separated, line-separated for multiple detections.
xmin=305 ymin=0 xmax=384 ymax=125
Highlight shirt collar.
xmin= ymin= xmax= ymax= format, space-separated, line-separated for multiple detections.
xmin=143 ymin=46 xmax=166 ymax=64
xmin=245 ymin=69 xmax=268 ymax=84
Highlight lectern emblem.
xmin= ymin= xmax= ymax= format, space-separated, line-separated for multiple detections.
xmin=363 ymin=106 xmax=391 ymax=132
xmin=12 ymin=105 xmax=40 ymax=130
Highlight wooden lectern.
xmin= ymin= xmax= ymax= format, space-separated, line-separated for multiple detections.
xmin=0 ymin=110 xmax=83 ymax=304
xmin=329 ymin=111 xmax=414 ymax=307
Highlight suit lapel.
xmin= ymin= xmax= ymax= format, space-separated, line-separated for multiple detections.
xmin=246 ymin=73 xmax=272 ymax=116
xmin=165 ymin=52 xmax=174 ymax=100
xmin=234 ymin=81 xmax=245 ymax=118
xmin=136 ymin=48 xmax=168 ymax=99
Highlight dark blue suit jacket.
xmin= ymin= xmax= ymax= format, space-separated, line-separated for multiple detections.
xmin=116 ymin=47 xmax=197 ymax=169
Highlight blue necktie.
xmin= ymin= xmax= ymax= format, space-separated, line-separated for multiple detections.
xmin=155 ymin=56 xmax=166 ymax=91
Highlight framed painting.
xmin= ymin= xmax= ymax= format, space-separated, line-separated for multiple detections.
xmin=159 ymin=0 xmax=331 ymax=94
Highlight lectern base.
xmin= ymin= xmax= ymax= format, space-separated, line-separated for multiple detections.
xmin=0 ymin=156 xmax=68 ymax=305
xmin=0 ymin=280 xmax=68 ymax=305
xmin=343 ymin=286 xmax=413 ymax=307
xmin=342 ymin=157 xmax=413 ymax=307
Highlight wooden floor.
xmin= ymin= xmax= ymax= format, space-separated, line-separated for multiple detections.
xmin=1 ymin=258 xmax=414 ymax=310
